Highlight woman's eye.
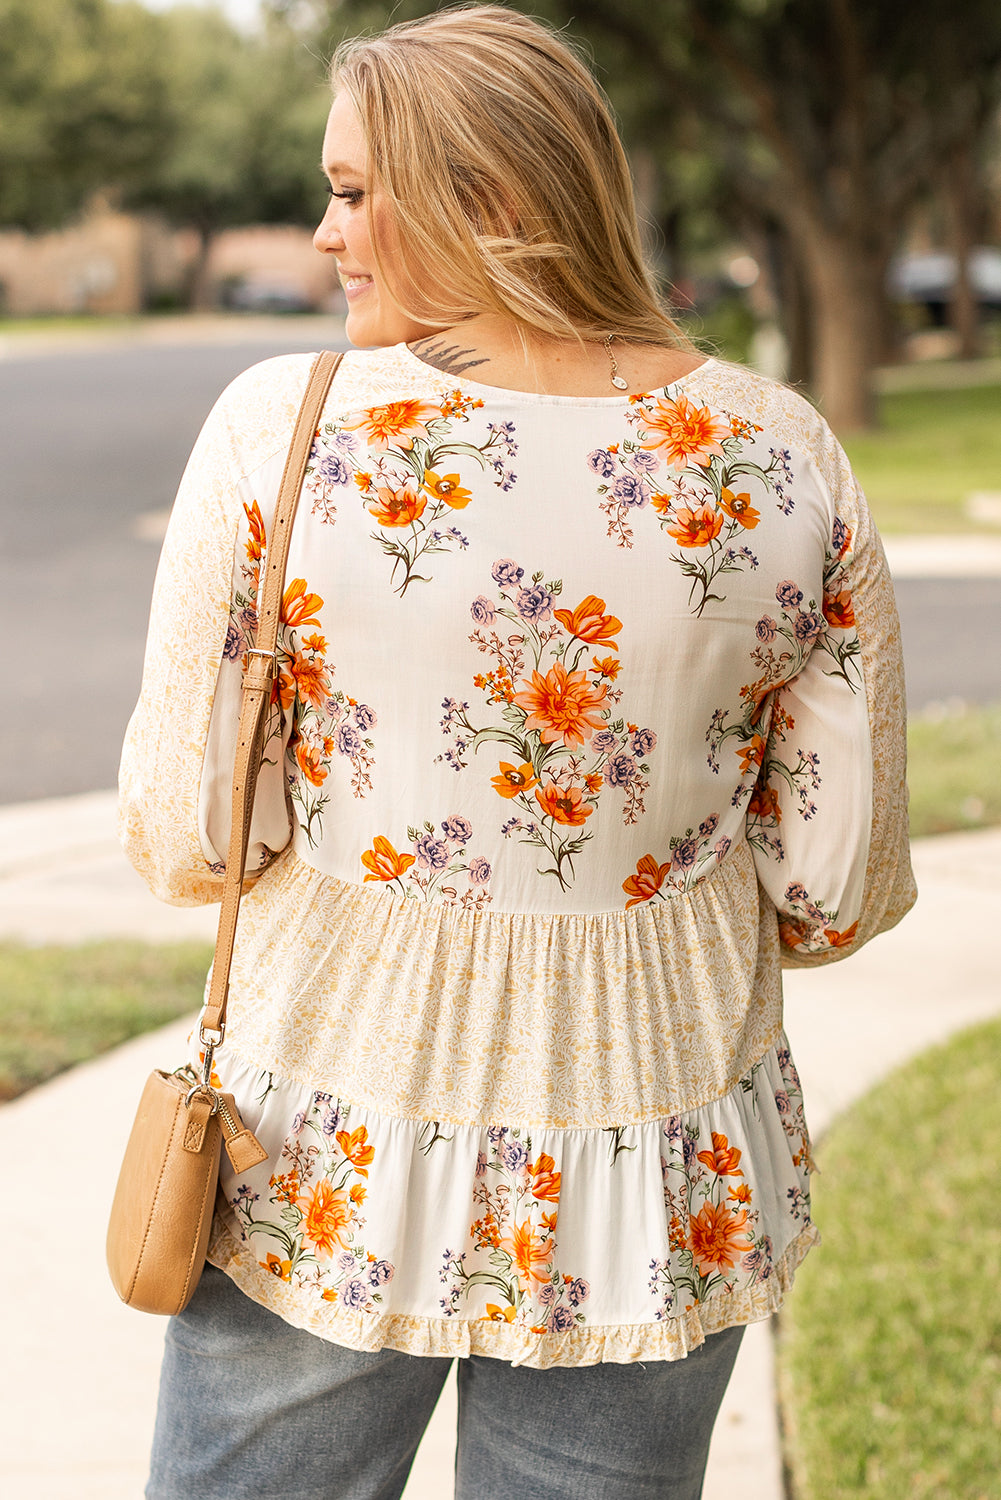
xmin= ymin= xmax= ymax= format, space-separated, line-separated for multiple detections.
xmin=326 ymin=186 xmax=364 ymax=207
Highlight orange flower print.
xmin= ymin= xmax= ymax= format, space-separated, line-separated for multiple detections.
xmin=501 ymin=1219 xmax=553 ymax=1289
xmin=294 ymin=741 xmax=328 ymax=788
xmin=366 ymin=481 xmax=427 ymax=528
xmin=423 ymin=470 xmax=472 ymax=509
xmin=689 ymin=1201 xmax=750 ymax=1276
xmin=747 ymin=782 xmax=782 ymax=823
xmin=697 ymin=1131 xmax=744 ymax=1177
xmin=663 ymin=504 xmax=725 ymax=548
xmin=552 ymin=595 xmax=623 ymax=648
xmin=297 ymin=1180 xmax=352 ymax=1259
xmin=584 ymin=772 xmax=604 ymax=793
xmin=512 ymin=662 xmax=608 ymax=748
xmin=281 ymin=577 xmax=324 ymax=629
xmin=361 ymin=835 xmax=416 ymax=882
xmin=825 ymin=921 xmax=859 ymax=948
xmin=640 ymin=396 xmax=731 ymax=469
xmin=285 ymin=650 xmax=331 ymax=710
xmin=344 ymin=399 xmax=441 ymax=451
xmin=823 ymin=590 xmax=856 ymax=629
xmin=736 ymin=734 xmax=766 ymax=776
xmin=354 ymin=471 xmax=372 ymax=492
xmin=592 ymin=655 xmax=621 ymax=680
xmin=650 ymin=492 xmax=672 ymax=515
xmin=668 ymin=1213 xmax=687 ymax=1251
xmin=260 ymin=1253 xmax=292 ymax=1281
xmin=301 ymin=632 xmax=326 ymax=654
xmin=729 ymin=1183 xmax=753 ymax=1205
xmin=336 ymin=1125 xmax=375 ymax=1177
xmin=491 ymin=761 xmax=539 ymax=798
xmin=719 ymin=487 xmax=760 ymax=528
xmin=622 ymin=853 xmax=671 ymax=908
xmin=350 ymin=1182 xmax=367 ymax=1205
xmin=483 ymin=1303 xmax=517 ymax=1323
xmin=243 ymin=499 xmax=266 ymax=561
xmin=535 ymin=781 xmax=594 ymax=827
xmin=528 ymin=1153 xmax=562 ymax=1202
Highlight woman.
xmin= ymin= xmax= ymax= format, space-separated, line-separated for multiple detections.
xmin=121 ymin=6 xmax=915 ymax=1497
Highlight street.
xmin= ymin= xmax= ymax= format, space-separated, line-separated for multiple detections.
xmin=1 ymin=337 xmax=998 ymax=804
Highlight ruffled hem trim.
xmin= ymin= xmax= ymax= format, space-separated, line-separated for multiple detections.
xmin=207 ymin=1218 xmax=820 ymax=1369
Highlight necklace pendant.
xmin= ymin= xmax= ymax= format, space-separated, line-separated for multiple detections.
xmin=611 ymin=374 xmax=628 ymax=390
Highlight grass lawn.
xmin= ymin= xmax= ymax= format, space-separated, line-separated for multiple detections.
xmin=777 ymin=1016 xmax=1001 ymax=1499
xmin=907 ymin=701 xmax=1001 ymax=837
xmin=0 ymin=940 xmax=212 ymax=1101
xmin=841 ymin=382 xmax=1001 ymax=534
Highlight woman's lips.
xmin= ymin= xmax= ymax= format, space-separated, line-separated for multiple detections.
xmin=343 ymin=275 xmax=373 ymax=300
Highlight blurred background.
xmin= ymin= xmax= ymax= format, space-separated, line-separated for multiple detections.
xmin=0 ymin=5 xmax=999 ymax=1499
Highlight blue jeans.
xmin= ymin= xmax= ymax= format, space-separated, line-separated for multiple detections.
xmin=147 ymin=1265 xmax=744 ymax=1500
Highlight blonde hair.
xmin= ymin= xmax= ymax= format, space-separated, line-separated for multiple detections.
xmin=330 ymin=4 xmax=692 ymax=348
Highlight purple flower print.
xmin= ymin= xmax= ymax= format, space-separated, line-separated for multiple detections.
xmin=335 ymin=723 xmax=362 ymax=756
xmin=487 ymin=1125 xmax=506 ymax=1144
xmin=223 ymin=620 xmax=244 ymax=662
xmin=631 ymin=728 xmax=658 ymax=758
xmin=415 ymin=834 xmax=449 ymax=871
xmin=475 ymin=1151 xmax=487 ymax=1178
xmin=832 ymin=516 xmax=849 ymax=557
xmin=612 ymin=474 xmax=649 ymax=508
xmin=591 ymin=730 xmax=619 ymax=754
xmin=774 ymin=1090 xmax=791 ymax=1116
xmin=467 ymin=856 xmax=492 ymax=885
xmin=337 ymin=1250 xmax=356 ymax=1273
xmin=567 ymin=1277 xmax=590 ymax=1306
xmin=755 ymin=615 xmax=778 ymax=643
xmin=776 ymin=580 xmax=803 ymax=610
xmin=550 ymin=1305 xmax=576 ymax=1333
xmin=699 ymin=813 xmax=719 ymax=838
xmin=320 ymin=1105 xmax=343 ymax=1139
xmin=516 ymin=584 xmax=555 ymax=622
xmin=340 ymin=1278 xmax=369 ymax=1309
xmin=605 ymin=754 xmax=637 ymax=787
xmin=630 ymin=450 xmax=659 ymax=473
xmin=492 ymin=559 xmax=524 ymax=588
xmin=664 ymin=1115 xmax=683 ymax=1143
xmin=587 ymin=448 xmax=616 ymax=477
xmin=714 ymin=836 xmax=732 ymax=861
xmin=318 ymin=452 xmax=351 ymax=485
xmin=353 ymin=704 xmax=377 ymax=732
xmin=368 ymin=1260 xmax=394 ymax=1286
xmin=671 ymin=835 xmax=698 ymax=872
xmin=238 ymin=605 xmax=258 ymax=635
xmin=470 ymin=595 xmax=496 ymax=626
xmin=682 ymin=1134 xmax=698 ymax=1170
xmin=500 ymin=1138 xmax=529 ymax=1174
xmin=441 ymin=815 xmax=473 ymax=844
xmin=538 ymin=1283 xmax=556 ymax=1308
xmin=793 ymin=610 xmax=825 ymax=644
xmin=785 ymin=881 xmax=809 ymax=902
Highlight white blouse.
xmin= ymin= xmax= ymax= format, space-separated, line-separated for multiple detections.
xmin=119 ymin=343 xmax=915 ymax=1367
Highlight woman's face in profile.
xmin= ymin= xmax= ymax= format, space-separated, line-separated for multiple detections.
xmin=315 ymin=92 xmax=440 ymax=348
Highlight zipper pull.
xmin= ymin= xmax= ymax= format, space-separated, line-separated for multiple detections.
xmin=217 ymin=1092 xmax=269 ymax=1172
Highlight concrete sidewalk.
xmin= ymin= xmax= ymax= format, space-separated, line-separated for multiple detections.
xmin=1 ymin=793 xmax=999 ymax=1499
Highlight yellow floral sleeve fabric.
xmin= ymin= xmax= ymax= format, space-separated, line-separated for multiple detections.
xmin=119 ymin=345 xmax=915 ymax=1367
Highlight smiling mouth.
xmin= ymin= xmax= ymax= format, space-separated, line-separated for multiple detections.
xmin=342 ymin=275 xmax=373 ymax=297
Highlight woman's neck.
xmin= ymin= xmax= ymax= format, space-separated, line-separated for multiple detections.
xmin=407 ymin=316 xmax=706 ymax=397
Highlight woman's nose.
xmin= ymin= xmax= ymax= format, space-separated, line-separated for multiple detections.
xmin=313 ymin=204 xmax=343 ymax=255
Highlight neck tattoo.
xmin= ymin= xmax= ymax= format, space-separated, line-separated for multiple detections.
xmin=604 ymin=334 xmax=628 ymax=390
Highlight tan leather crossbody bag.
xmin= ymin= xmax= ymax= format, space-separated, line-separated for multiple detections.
xmin=106 ymin=349 xmax=343 ymax=1315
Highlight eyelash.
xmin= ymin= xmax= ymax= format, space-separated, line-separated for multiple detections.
xmin=326 ymin=186 xmax=364 ymax=206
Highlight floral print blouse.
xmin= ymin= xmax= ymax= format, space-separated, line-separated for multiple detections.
xmin=119 ymin=344 xmax=915 ymax=1367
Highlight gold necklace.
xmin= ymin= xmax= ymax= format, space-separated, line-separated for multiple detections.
xmin=603 ymin=333 xmax=628 ymax=390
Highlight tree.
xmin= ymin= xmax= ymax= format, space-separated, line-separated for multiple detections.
xmin=282 ymin=0 xmax=1001 ymax=432
xmin=0 ymin=0 xmax=172 ymax=231
xmin=125 ymin=7 xmax=331 ymax=307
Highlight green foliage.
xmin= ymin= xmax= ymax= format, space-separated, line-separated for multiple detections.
xmin=0 ymin=0 xmax=173 ymax=230
xmin=777 ymin=1017 xmax=1001 ymax=1498
xmin=907 ymin=702 xmax=1001 ymax=838
xmin=0 ymin=940 xmax=212 ymax=1099
xmin=843 ymin=381 xmax=1001 ymax=534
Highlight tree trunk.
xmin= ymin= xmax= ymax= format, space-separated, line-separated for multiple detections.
xmin=798 ymin=228 xmax=880 ymax=433
xmin=186 ymin=223 xmax=217 ymax=312
xmin=945 ymin=143 xmax=982 ymax=360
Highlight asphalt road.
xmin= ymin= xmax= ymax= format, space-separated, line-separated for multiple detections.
xmin=1 ymin=340 xmax=998 ymax=805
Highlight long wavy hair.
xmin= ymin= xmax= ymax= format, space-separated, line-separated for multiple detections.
xmin=330 ymin=4 xmax=693 ymax=348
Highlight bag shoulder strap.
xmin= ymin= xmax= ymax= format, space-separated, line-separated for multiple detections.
xmin=201 ymin=349 xmax=343 ymax=1044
